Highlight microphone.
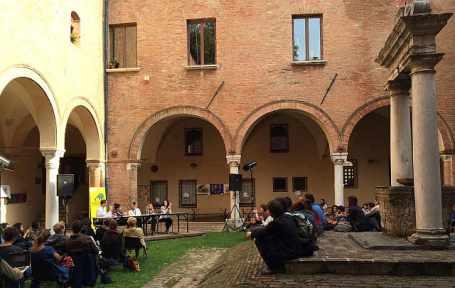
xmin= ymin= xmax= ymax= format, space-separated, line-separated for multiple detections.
xmin=243 ymin=161 xmax=257 ymax=171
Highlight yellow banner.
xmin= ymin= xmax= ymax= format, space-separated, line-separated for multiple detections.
xmin=89 ymin=187 xmax=106 ymax=226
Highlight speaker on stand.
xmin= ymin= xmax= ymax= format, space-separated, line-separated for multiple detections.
xmin=57 ymin=174 xmax=75 ymax=229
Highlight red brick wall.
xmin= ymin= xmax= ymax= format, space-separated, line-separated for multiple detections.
xmin=106 ymin=0 xmax=455 ymax=206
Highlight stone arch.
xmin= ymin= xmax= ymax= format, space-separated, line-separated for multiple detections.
xmin=234 ymin=100 xmax=340 ymax=154
xmin=129 ymin=106 xmax=233 ymax=161
xmin=0 ymin=66 xmax=60 ymax=149
xmin=341 ymin=96 xmax=455 ymax=152
xmin=62 ymin=98 xmax=104 ymax=161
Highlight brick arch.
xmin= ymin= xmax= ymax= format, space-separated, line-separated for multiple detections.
xmin=129 ymin=106 xmax=233 ymax=161
xmin=341 ymin=97 xmax=390 ymax=149
xmin=341 ymin=96 xmax=455 ymax=152
xmin=234 ymin=100 xmax=340 ymax=154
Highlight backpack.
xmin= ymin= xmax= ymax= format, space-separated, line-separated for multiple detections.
xmin=286 ymin=212 xmax=316 ymax=244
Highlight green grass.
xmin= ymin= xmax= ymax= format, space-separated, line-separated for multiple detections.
xmin=97 ymin=232 xmax=244 ymax=288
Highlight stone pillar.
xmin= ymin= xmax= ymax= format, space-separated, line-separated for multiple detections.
xmin=408 ymin=55 xmax=449 ymax=247
xmin=127 ymin=162 xmax=141 ymax=206
xmin=388 ymin=80 xmax=413 ymax=186
xmin=87 ymin=161 xmax=105 ymax=188
xmin=226 ymin=154 xmax=241 ymax=224
xmin=331 ymin=152 xmax=348 ymax=206
xmin=440 ymin=153 xmax=454 ymax=186
xmin=41 ymin=149 xmax=64 ymax=229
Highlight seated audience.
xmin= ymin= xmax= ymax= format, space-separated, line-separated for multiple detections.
xmin=347 ymin=196 xmax=375 ymax=232
xmin=123 ymin=217 xmax=147 ymax=255
xmin=101 ymin=219 xmax=124 ymax=263
xmin=159 ymin=200 xmax=173 ymax=233
xmin=95 ymin=219 xmax=110 ymax=243
xmin=259 ymin=204 xmax=273 ymax=226
xmin=65 ymin=221 xmax=99 ymax=288
xmin=365 ymin=201 xmax=381 ymax=231
xmin=45 ymin=222 xmax=67 ymax=255
xmin=319 ymin=198 xmax=328 ymax=213
xmin=0 ymin=227 xmax=25 ymax=267
xmin=128 ymin=202 xmax=142 ymax=216
xmin=304 ymin=194 xmax=324 ymax=232
xmin=96 ymin=200 xmax=108 ymax=218
xmin=111 ymin=203 xmax=124 ymax=218
xmin=81 ymin=218 xmax=96 ymax=239
xmin=31 ymin=230 xmax=69 ymax=287
xmin=250 ymin=199 xmax=315 ymax=274
xmin=12 ymin=223 xmax=31 ymax=250
xmin=0 ymin=256 xmax=25 ymax=288
xmin=24 ymin=222 xmax=41 ymax=242
xmin=333 ymin=206 xmax=352 ymax=232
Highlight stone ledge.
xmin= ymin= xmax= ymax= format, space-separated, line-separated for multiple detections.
xmin=185 ymin=64 xmax=219 ymax=70
xmin=291 ymin=60 xmax=327 ymax=66
xmin=106 ymin=67 xmax=141 ymax=73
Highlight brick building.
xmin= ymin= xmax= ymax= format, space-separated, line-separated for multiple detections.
xmin=106 ymin=0 xmax=455 ymax=216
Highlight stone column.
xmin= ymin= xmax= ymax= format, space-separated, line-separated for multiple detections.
xmin=127 ymin=162 xmax=141 ymax=206
xmin=87 ymin=161 xmax=105 ymax=188
xmin=388 ymin=80 xmax=413 ymax=186
xmin=440 ymin=153 xmax=454 ymax=186
xmin=226 ymin=154 xmax=241 ymax=224
xmin=331 ymin=152 xmax=348 ymax=206
xmin=408 ymin=55 xmax=448 ymax=246
xmin=41 ymin=149 xmax=64 ymax=229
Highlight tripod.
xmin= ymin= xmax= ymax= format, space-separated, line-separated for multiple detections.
xmin=223 ymin=190 xmax=244 ymax=232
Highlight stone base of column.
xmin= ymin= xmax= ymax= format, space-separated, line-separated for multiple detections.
xmin=408 ymin=229 xmax=449 ymax=248
xmin=376 ymin=186 xmax=455 ymax=238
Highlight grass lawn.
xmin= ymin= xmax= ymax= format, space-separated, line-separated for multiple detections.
xmin=96 ymin=232 xmax=244 ymax=288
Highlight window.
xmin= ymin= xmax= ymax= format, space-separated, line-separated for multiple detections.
xmin=240 ymin=178 xmax=255 ymax=207
xmin=292 ymin=177 xmax=308 ymax=192
xmin=185 ymin=128 xmax=203 ymax=156
xmin=273 ymin=177 xmax=288 ymax=192
xmin=344 ymin=160 xmax=358 ymax=188
xmin=293 ymin=15 xmax=322 ymax=61
xmin=271 ymin=124 xmax=289 ymax=153
xmin=70 ymin=12 xmax=80 ymax=44
xmin=187 ymin=19 xmax=216 ymax=65
xmin=179 ymin=180 xmax=197 ymax=208
xmin=150 ymin=181 xmax=168 ymax=207
xmin=109 ymin=23 xmax=137 ymax=68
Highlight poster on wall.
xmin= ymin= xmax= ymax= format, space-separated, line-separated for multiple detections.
xmin=8 ymin=193 xmax=26 ymax=204
xmin=197 ymin=184 xmax=209 ymax=195
xmin=210 ymin=184 xmax=224 ymax=195
xmin=89 ymin=187 xmax=106 ymax=226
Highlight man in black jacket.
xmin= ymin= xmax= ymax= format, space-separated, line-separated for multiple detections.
xmin=251 ymin=199 xmax=315 ymax=274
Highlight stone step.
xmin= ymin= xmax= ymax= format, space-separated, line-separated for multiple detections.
xmin=186 ymin=222 xmax=225 ymax=233
xmin=286 ymin=256 xmax=455 ymax=276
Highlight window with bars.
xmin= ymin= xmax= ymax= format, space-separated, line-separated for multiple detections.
xmin=271 ymin=124 xmax=289 ymax=153
xmin=150 ymin=181 xmax=168 ymax=207
xmin=343 ymin=160 xmax=358 ymax=188
xmin=292 ymin=177 xmax=308 ymax=192
xmin=273 ymin=177 xmax=288 ymax=192
xmin=293 ymin=15 xmax=322 ymax=61
xmin=240 ymin=178 xmax=255 ymax=207
xmin=187 ymin=19 xmax=216 ymax=66
xmin=179 ymin=180 xmax=197 ymax=208
xmin=185 ymin=128 xmax=203 ymax=156
xmin=109 ymin=23 xmax=137 ymax=68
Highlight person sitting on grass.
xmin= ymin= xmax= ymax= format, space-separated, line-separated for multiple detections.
xmin=0 ymin=227 xmax=25 ymax=267
xmin=123 ymin=217 xmax=147 ymax=256
xmin=248 ymin=199 xmax=315 ymax=275
xmin=101 ymin=219 xmax=124 ymax=265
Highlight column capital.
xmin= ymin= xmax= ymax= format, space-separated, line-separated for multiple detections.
xmin=408 ymin=53 xmax=444 ymax=75
xmin=386 ymin=78 xmax=410 ymax=96
xmin=331 ymin=152 xmax=348 ymax=165
xmin=86 ymin=160 xmax=105 ymax=169
xmin=40 ymin=149 xmax=65 ymax=169
xmin=226 ymin=154 xmax=241 ymax=167
xmin=440 ymin=153 xmax=454 ymax=162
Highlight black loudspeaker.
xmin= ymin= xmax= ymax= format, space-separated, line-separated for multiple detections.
xmin=57 ymin=174 xmax=75 ymax=199
xmin=229 ymin=174 xmax=242 ymax=192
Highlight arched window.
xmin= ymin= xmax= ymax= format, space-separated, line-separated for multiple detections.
xmin=70 ymin=12 xmax=80 ymax=44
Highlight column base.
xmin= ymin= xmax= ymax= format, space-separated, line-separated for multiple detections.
xmin=408 ymin=229 xmax=449 ymax=249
